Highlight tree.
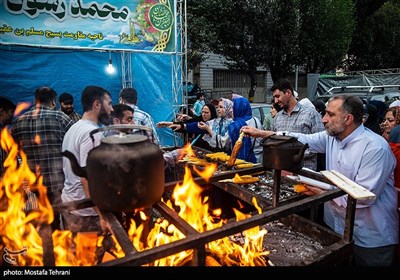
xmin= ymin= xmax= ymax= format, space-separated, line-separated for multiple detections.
xmin=187 ymin=0 xmax=274 ymax=102
xmin=297 ymin=0 xmax=355 ymax=73
xmin=187 ymin=0 xmax=303 ymax=100
xmin=261 ymin=0 xmax=301 ymax=82
xmin=346 ymin=0 xmax=400 ymax=70
xmin=186 ymin=0 xmax=390 ymax=96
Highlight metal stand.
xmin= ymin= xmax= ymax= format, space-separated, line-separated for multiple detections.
xmin=272 ymin=169 xmax=281 ymax=207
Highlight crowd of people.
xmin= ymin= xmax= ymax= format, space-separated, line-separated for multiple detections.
xmin=0 ymin=78 xmax=399 ymax=266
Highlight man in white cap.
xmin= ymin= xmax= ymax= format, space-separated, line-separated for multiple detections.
xmin=389 ymin=100 xmax=400 ymax=108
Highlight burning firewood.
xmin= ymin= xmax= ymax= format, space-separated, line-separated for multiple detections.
xmin=206 ymin=255 xmax=222 ymax=266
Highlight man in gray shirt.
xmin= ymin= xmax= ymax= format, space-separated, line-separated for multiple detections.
xmin=270 ymin=78 xmax=325 ymax=171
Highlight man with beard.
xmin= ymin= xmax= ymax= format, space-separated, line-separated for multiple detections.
xmin=269 ymin=78 xmax=324 ymax=171
xmin=61 ymin=85 xmax=113 ymax=233
xmin=58 ymin=92 xmax=81 ymax=123
xmin=241 ymin=95 xmax=399 ymax=266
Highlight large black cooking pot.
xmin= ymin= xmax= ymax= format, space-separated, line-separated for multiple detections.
xmin=62 ymin=125 xmax=164 ymax=212
xmin=260 ymin=134 xmax=308 ymax=172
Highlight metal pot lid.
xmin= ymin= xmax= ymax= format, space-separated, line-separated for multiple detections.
xmin=268 ymin=134 xmax=297 ymax=142
xmin=102 ymin=134 xmax=148 ymax=144
xmin=262 ymin=134 xmax=300 ymax=147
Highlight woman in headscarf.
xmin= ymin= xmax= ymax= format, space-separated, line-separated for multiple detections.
xmin=165 ymin=99 xmax=232 ymax=152
xmin=363 ymin=103 xmax=381 ymax=135
xmin=228 ymin=97 xmax=263 ymax=163
xmin=196 ymin=98 xmax=234 ymax=153
xmin=170 ymin=103 xmax=217 ymax=150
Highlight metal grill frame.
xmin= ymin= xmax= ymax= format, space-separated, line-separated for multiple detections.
xmin=45 ymin=167 xmax=355 ymax=266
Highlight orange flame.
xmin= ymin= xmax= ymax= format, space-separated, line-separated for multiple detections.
xmin=34 ymin=135 xmax=41 ymax=145
xmin=1 ymin=129 xmax=53 ymax=265
xmin=123 ymin=163 xmax=269 ymax=266
xmin=0 ymin=129 xmax=102 ymax=266
xmin=14 ymin=102 xmax=31 ymax=117
xmin=1 ymin=127 xmax=269 ymax=266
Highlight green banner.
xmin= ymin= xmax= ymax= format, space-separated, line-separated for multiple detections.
xmin=0 ymin=0 xmax=176 ymax=53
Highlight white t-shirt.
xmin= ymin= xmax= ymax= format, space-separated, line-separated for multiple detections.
xmin=61 ymin=119 xmax=102 ymax=216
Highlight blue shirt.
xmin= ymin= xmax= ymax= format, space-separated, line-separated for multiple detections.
xmin=291 ymin=125 xmax=399 ymax=247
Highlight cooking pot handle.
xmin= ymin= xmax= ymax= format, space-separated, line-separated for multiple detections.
xmin=89 ymin=125 xmax=153 ymax=143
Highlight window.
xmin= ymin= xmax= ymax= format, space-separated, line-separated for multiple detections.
xmin=213 ymin=70 xmax=266 ymax=89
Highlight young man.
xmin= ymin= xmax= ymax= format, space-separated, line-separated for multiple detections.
xmin=61 ymin=85 xmax=113 ymax=233
xmin=269 ymin=78 xmax=324 ymax=171
xmin=119 ymin=87 xmax=160 ymax=145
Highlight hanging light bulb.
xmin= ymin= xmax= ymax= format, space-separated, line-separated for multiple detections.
xmin=106 ymin=52 xmax=115 ymax=74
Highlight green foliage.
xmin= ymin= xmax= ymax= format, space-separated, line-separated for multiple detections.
xmin=346 ymin=0 xmax=400 ymax=70
xmin=186 ymin=0 xmax=398 ymax=86
xmin=298 ymin=0 xmax=355 ymax=73
xmin=187 ymin=0 xmax=275 ymax=99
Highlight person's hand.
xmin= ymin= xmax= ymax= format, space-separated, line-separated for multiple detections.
xmin=302 ymin=185 xmax=326 ymax=196
xmin=99 ymin=217 xmax=109 ymax=234
xmin=281 ymin=170 xmax=293 ymax=177
xmin=197 ymin=121 xmax=210 ymax=132
xmin=240 ymin=126 xmax=263 ymax=138
xmin=95 ymin=209 xmax=110 ymax=235
xmin=241 ymin=126 xmax=257 ymax=137
xmin=169 ymin=123 xmax=182 ymax=131
xmin=241 ymin=126 xmax=275 ymax=138
xmin=176 ymin=114 xmax=192 ymax=122
xmin=156 ymin=121 xmax=173 ymax=128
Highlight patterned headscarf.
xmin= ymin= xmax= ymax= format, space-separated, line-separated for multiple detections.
xmin=220 ymin=97 xmax=233 ymax=119
xmin=209 ymin=98 xmax=233 ymax=136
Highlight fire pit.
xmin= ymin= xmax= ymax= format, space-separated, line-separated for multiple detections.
xmin=1 ymin=135 xmax=357 ymax=267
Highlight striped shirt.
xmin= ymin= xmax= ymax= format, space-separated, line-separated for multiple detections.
xmin=128 ymin=104 xmax=160 ymax=145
